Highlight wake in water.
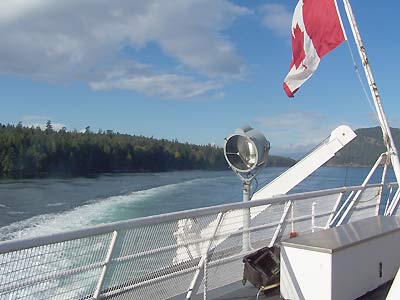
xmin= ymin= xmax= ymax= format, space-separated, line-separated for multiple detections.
xmin=1 ymin=167 xmax=376 ymax=242
xmin=0 ymin=177 xmax=232 ymax=241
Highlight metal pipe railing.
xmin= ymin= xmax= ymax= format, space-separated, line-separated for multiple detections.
xmin=0 ymin=183 xmax=387 ymax=255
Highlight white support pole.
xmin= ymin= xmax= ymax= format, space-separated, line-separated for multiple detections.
xmin=377 ymin=156 xmax=388 ymax=215
xmin=342 ymin=0 xmax=400 ymax=187
xmin=327 ymin=192 xmax=344 ymax=227
xmin=268 ymin=201 xmax=292 ymax=248
xmin=94 ymin=230 xmax=118 ymax=299
xmin=186 ymin=212 xmax=224 ymax=300
xmin=242 ymin=180 xmax=251 ymax=252
xmin=291 ymin=202 xmax=295 ymax=233
xmin=337 ymin=154 xmax=385 ymax=225
xmin=385 ymin=186 xmax=394 ymax=215
xmin=330 ymin=191 xmax=354 ymax=225
xmin=386 ymin=188 xmax=400 ymax=216
xmin=311 ymin=202 xmax=316 ymax=233
xmin=203 ymin=254 xmax=208 ymax=300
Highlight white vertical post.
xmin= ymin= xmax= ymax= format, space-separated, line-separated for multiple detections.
xmin=387 ymin=188 xmax=400 ymax=216
xmin=327 ymin=192 xmax=344 ymax=227
xmin=291 ymin=201 xmax=295 ymax=233
xmin=203 ymin=254 xmax=208 ymax=300
xmin=377 ymin=158 xmax=388 ymax=215
xmin=93 ymin=231 xmax=118 ymax=299
xmin=269 ymin=201 xmax=292 ymax=248
xmin=311 ymin=202 xmax=316 ymax=233
xmin=242 ymin=180 xmax=251 ymax=252
xmin=385 ymin=186 xmax=394 ymax=215
xmin=330 ymin=191 xmax=354 ymax=226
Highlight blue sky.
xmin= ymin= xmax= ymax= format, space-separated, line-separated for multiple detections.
xmin=0 ymin=0 xmax=399 ymax=157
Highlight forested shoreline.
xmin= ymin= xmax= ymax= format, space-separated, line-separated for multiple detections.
xmin=0 ymin=122 xmax=295 ymax=178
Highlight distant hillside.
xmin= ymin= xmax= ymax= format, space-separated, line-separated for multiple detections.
xmin=268 ymin=155 xmax=296 ymax=167
xmin=0 ymin=123 xmax=295 ymax=178
xmin=329 ymin=127 xmax=400 ymax=166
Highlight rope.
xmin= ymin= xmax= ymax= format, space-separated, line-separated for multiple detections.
xmin=345 ymin=40 xmax=380 ymax=125
xmin=291 ymin=201 xmax=295 ymax=233
xmin=358 ymin=190 xmax=380 ymax=203
xmin=250 ymin=177 xmax=259 ymax=199
xmin=256 ymin=287 xmax=263 ymax=300
xmin=256 ymin=283 xmax=280 ymax=300
xmin=203 ymin=255 xmax=208 ymax=300
xmin=344 ymin=165 xmax=349 ymax=186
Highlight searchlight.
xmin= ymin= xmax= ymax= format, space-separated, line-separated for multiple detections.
xmin=224 ymin=126 xmax=270 ymax=251
xmin=224 ymin=126 xmax=270 ymax=180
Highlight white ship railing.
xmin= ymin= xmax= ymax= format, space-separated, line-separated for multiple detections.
xmin=0 ymin=182 xmax=398 ymax=300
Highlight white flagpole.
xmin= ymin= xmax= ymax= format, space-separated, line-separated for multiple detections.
xmin=342 ymin=0 xmax=400 ymax=196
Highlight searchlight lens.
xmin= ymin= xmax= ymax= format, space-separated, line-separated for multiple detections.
xmin=237 ymin=136 xmax=257 ymax=168
xmin=225 ymin=136 xmax=257 ymax=171
xmin=224 ymin=126 xmax=270 ymax=174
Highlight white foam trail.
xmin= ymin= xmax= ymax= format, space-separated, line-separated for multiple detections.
xmin=46 ymin=202 xmax=66 ymax=207
xmin=0 ymin=177 xmax=214 ymax=241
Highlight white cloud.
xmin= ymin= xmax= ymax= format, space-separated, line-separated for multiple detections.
xmin=0 ymin=0 xmax=249 ymax=99
xmin=259 ymin=4 xmax=292 ymax=37
xmin=21 ymin=115 xmax=66 ymax=131
xmin=0 ymin=0 xmax=49 ymax=23
xmin=89 ymin=63 xmax=221 ymax=99
xmin=255 ymin=111 xmax=346 ymax=156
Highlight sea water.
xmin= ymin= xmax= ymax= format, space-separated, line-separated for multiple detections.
xmin=0 ymin=167 xmax=395 ymax=241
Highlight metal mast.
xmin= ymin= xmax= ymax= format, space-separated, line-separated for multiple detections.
xmin=342 ymin=0 xmax=400 ymax=210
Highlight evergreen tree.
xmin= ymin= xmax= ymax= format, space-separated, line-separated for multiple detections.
xmin=0 ymin=122 xmax=296 ymax=178
xmin=45 ymin=120 xmax=53 ymax=132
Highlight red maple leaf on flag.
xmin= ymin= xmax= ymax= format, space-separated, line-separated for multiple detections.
xmin=290 ymin=23 xmax=306 ymax=70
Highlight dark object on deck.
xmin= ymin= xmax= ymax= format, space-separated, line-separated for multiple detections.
xmin=242 ymin=246 xmax=280 ymax=291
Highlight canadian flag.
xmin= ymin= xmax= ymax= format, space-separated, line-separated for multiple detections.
xmin=283 ymin=0 xmax=346 ymax=97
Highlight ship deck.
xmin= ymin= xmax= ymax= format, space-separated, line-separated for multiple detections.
xmin=214 ymin=280 xmax=392 ymax=300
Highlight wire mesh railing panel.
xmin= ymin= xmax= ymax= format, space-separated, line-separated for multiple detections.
xmin=310 ymin=193 xmax=341 ymax=229
xmin=281 ymin=193 xmax=340 ymax=238
xmin=198 ymin=256 xmax=244 ymax=293
xmin=206 ymin=210 xmax=245 ymax=260
xmin=103 ymin=268 xmax=195 ymax=300
xmin=100 ymin=214 xmax=218 ymax=299
xmin=249 ymin=202 xmax=287 ymax=249
xmin=1 ymin=267 xmax=101 ymax=300
xmin=197 ymin=203 xmax=288 ymax=293
xmin=0 ymin=233 xmax=112 ymax=300
xmin=348 ymin=187 xmax=380 ymax=223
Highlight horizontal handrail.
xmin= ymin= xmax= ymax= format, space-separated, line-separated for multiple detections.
xmin=0 ymin=182 xmax=393 ymax=255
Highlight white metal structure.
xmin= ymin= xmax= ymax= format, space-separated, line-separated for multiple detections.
xmin=0 ymin=181 xmax=397 ymax=300
xmin=281 ymin=216 xmax=400 ymax=300
xmin=342 ymin=0 xmax=400 ymax=208
xmin=253 ymin=125 xmax=356 ymax=200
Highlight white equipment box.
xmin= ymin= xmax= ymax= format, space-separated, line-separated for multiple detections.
xmin=280 ymin=216 xmax=400 ymax=300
